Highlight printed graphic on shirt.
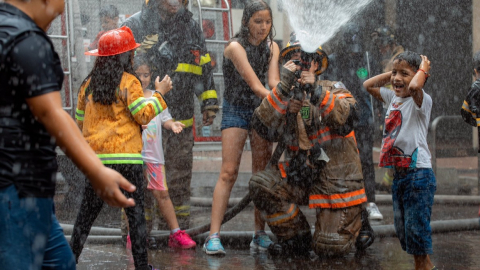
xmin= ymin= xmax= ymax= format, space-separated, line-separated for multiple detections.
xmin=146 ymin=122 xmax=158 ymax=143
xmin=380 ymin=110 xmax=417 ymax=168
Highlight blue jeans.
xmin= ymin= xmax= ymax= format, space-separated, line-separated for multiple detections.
xmin=392 ymin=168 xmax=436 ymax=255
xmin=0 ymin=185 xmax=75 ymax=269
xmin=221 ymin=99 xmax=256 ymax=131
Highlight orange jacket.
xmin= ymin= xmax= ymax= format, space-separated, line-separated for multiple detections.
xmin=75 ymin=72 xmax=167 ymax=164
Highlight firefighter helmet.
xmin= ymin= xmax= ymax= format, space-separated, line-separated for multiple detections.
xmin=85 ymin=26 xmax=141 ymax=56
xmin=280 ymin=32 xmax=329 ymax=76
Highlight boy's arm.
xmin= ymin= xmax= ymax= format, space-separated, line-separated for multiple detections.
xmin=27 ymin=92 xmax=136 ymax=208
xmin=363 ymin=72 xmax=391 ymax=102
xmin=409 ymin=55 xmax=431 ymax=107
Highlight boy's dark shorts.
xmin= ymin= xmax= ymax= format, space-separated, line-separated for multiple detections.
xmin=391 ymin=168 xmax=436 ymax=255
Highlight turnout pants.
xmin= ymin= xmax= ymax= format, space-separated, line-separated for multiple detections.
xmin=354 ymin=125 xmax=376 ymax=202
xmin=249 ymin=168 xmax=363 ymax=257
xmin=161 ymin=127 xmax=194 ymax=229
xmin=70 ymin=164 xmax=149 ymax=270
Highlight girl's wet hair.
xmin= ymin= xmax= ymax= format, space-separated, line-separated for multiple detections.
xmin=82 ymin=51 xmax=135 ymax=105
xmin=233 ymin=0 xmax=275 ymax=61
xmin=133 ymin=53 xmax=151 ymax=72
xmin=393 ymin=51 xmax=422 ymax=72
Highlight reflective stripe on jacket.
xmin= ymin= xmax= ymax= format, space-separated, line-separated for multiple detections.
xmin=76 ymin=72 xmax=167 ymax=164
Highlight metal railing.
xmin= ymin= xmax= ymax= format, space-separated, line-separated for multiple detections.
xmin=430 ymin=115 xmax=480 ymax=194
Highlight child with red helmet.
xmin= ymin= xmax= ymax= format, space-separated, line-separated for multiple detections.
xmin=70 ymin=26 xmax=171 ymax=270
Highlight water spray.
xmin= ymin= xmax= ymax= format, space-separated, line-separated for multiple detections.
xmin=280 ymin=0 xmax=374 ymax=52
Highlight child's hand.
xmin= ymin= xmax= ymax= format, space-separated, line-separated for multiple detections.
xmin=171 ymin=121 xmax=185 ymax=134
xmin=90 ymin=167 xmax=136 ymax=208
xmin=141 ymin=125 xmax=147 ymax=130
xmin=419 ymin=55 xmax=431 ymax=74
xmin=155 ymin=75 xmax=173 ymax=95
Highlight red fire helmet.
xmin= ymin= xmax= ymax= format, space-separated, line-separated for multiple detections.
xmin=85 ymin=26 xmax=141 ymax=56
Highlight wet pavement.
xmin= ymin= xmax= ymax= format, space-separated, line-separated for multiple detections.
xmin=72 ymin=203 xmax=480 ymax=270
xmin=56 ymin=148 xmax=480 ymax=269
xmin=76 ymin=230 xmax=480 ymax=270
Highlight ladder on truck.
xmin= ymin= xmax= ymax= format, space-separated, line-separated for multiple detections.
xmin=189 ymin=0 xmax=233 ymax=143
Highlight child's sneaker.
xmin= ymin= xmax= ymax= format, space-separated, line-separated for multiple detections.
xmin=203 ymin=234 xmax=226 ymax=255
xmin=168 ymin=230 xmax=196 ymax=249
xmin=250 ymin=232 xmax=274 ymax=251
xmin=126 ymin=234 xmax=132 ymax=250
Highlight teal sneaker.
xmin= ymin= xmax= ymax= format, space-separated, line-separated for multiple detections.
xmin=250 ymin=232 xmax=274 ymax=251
xmin=203 ymin=234 xmax=226 ymax=255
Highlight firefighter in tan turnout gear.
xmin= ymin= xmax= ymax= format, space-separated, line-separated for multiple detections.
xmin=249 ymin=33 xmax=375 ymax=257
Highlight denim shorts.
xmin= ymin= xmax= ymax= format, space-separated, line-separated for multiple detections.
xmin=221 ymin=98 xmax=256 ymax=131
xmin=0 ymin=185 xmax=75 ymax=269
xmin=392 ymin=168 xmax=436 ymax=255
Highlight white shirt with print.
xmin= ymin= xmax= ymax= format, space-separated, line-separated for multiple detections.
xmin=379 ymin=87 xmax=432 ymax=169
xmin=141 ymin=92 xmax=172 ymax=164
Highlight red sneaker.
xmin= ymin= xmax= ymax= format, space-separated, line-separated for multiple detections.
xmin=168 ymin=230 xmax=196 ymax=249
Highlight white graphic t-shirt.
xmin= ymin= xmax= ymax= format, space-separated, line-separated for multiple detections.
xmin=379 ymin=87 xmax=432 ymax=169
xmin=141 ymin=94 xmax=172 ymax=164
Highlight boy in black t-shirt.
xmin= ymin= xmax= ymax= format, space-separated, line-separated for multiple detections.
xmin=0 ymin=1 xmax=137 ymax=269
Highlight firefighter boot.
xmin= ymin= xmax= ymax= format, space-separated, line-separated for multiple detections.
xmin=267 ymin=230 xmax=313 ymax=257
xmin=355 ymin=209 xmax=375 ymax=250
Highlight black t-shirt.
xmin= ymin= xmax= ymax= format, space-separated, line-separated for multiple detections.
xmin=223 ymin=39 xmax=270 ymax=110
xmin=0 ymin=4 xmax=64 ymax=197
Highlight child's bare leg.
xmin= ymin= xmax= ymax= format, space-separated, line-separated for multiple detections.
xmin=151 ymin=189 xmax=179 ymax=230
xmin=413 ymin=254 xmax=434 ymax=270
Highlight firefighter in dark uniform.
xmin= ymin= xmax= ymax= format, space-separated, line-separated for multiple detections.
xmin=249 ymin=34 xmax=375 ymax=257
xmin=123 ymin=0 xmax=219 ymax=229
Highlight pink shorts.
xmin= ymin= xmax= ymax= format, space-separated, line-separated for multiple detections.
xmin=144 ymin=163 xmax=168 ymax=191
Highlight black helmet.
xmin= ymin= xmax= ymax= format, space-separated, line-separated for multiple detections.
xmin=371 ymin=26 xmax=395 ymax=47
xmin=280 ymin=32 xmax=329 ymax=76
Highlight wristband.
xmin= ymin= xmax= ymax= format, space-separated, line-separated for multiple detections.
xmin=418 ymin=69 xmax=430 ymax=77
